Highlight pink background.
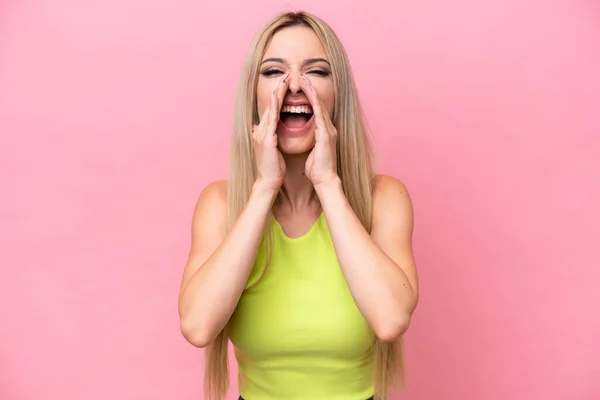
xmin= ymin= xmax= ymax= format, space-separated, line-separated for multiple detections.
xmin=1 ymin=0 xmax=599 ymax=399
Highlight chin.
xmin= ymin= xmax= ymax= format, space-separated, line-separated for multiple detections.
xmin=277 ymin=136 xmax=315 ymax=155
xmin=278 ymin=143 xmax=314 ymax=155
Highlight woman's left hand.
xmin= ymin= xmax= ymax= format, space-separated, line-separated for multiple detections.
xmin=299 ymin=75 xmax=339 ymax=188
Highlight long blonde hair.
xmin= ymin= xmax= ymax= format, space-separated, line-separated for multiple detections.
xmin=205 ymin=10 xmax=405 ymax=400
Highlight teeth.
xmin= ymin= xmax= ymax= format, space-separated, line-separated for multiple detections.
xmin=281 ymin=105 xmax=313 ymax=114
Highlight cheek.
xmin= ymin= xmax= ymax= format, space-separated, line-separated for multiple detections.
xmin=319 ymin=91 xmax=335 ymax=117
xmin=314 ymin=82 xmax=335 ymax=115
xmin=256 ymin=82 xmax=272 ymax=116
xmin=256 ymin=79 xmax=281 ymax=115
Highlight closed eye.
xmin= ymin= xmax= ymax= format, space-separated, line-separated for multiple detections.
xmin=260 ymin=69 xmax=330 ymax=77
xmin=307 ymin=69 xmax=330 ymax=77
xmin=260 ymin=69 xmax=284 ymax=77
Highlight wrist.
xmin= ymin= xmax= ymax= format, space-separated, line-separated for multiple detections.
xmin=251 ymin=179 xmax=280 ymax=202
xmin=314 ymin=176 xmax=343 ymax=199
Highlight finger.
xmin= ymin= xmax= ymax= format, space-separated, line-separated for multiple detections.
xmin=265 ymin=88 xmax=278 ymax=139
xmin=298 ymin=75 xmax=326 ymax=128
xmin=275 ymin=73 xmax=290 ymax=109
xmin=255 ymin=107 xmax=271 ymax=141
xmin=321 ymin=107 xmax=337 ymax=138
xmin=267 ymin=74 xmax=289 ymax=132
xmin=257 ymin=107 xmax=270 ymax=129
xmin=300 ymin=76 xmax=333 ymax=144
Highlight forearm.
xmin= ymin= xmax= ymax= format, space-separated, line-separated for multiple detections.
xmin=179 ymin=182 xmax=276 ymax=346
xmin=315 ymin=178 xmax=417 ymax=340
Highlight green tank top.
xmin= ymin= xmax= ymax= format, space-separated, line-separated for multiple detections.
xmin=229 ymin=213 xmax=375 ymax=400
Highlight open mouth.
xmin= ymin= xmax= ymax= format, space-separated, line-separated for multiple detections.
xmin=279 ymin=105 xmax=314 ymax=130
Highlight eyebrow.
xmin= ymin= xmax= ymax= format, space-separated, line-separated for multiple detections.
xmin=260 ymin=57 xmax=331 ymax=66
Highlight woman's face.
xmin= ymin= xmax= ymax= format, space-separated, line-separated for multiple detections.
xmin=256 ymin=26 xmax=335 ymax=155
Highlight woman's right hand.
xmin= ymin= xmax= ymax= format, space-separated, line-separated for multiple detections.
xmin=252 ymin=74 xmax=290 ymax=194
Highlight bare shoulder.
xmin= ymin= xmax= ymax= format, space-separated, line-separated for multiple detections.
xmin=370 ymin=175 xmax=419 ymax=303
xmin=190 ymin=180 xmax=230 ymax=248
xmin=180 ymin=180 xmax=228 ymax=290
xmin=190 ymin=179 xmax=229 ymax=237
xmin=372 ymin=174 xmax=414 ymax=214
xmin=194 ymin=179 xmax=228 ymax=214
xmin=370 ymin=174 xmax=414 ymax=237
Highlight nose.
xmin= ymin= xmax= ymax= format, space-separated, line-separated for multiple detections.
xmin=287 ymin=72 xmax=302 ymax=94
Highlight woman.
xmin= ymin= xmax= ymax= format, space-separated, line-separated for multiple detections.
xmin=178 ymin=10 xmax=419 ymax=400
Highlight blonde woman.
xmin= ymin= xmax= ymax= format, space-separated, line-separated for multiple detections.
xmin=178 ymin=10 xmax=419 ymax=400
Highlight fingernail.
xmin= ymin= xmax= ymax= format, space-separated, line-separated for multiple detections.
xmin=278 ymin=75 xmax=287 ymax=88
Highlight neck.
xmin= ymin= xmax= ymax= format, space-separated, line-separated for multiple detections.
xmin=277 ymin=153 xmax=319 ymax=213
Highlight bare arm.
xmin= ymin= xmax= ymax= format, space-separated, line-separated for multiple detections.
xmin=178 ymin=180 xmax=277 ymax=347
xmin=314 ymin=174 xmax=419 ymax=342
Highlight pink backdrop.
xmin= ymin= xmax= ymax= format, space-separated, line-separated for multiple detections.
xmin=1 ymin=1 xmax=599 ymax=399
